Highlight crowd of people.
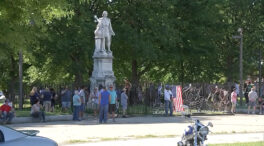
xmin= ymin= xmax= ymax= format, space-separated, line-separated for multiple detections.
xmin=231 ymin=81 xmax=264 ymax=115
xmin=26 ymin=83 xmax=130 ymax=124
xmin=1 ymin=79 xmax=264 ymax=124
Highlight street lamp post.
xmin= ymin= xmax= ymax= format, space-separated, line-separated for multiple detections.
xmin=19 ymin=48 xmax=23 ymax=110
xmin=232 ymin=28 xmax=243 ymax=106
xmin=259 ymin=39 xmax=264 ymax=98
xmin=259 ymin=47 xmax=262 ymax=98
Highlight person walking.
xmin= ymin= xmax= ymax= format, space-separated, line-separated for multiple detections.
xmin=164 ymin=86 xmax=173 ymax=116
xmin=99 ymin=86 xmax=110 ymax=124
xmin=73 ymin=90 xmax=81 ymax=121
xmin=121 ymin=88 xmax=128 ymax=118
xmin=108 ymin=85 xmax=117 ymax=122
xmin=248 ymin=87 xmax=258 ymax=114
xmin=231 ymin=88 xmax=237 ymax=114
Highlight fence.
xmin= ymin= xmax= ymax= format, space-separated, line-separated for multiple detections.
xmin=5 ymin=82 xmax=243 ymax=114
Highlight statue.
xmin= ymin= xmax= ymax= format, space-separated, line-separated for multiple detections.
xmin=94 ymin=11 xmax=115 ymax=53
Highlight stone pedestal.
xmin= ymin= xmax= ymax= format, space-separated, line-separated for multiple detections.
xmin=90 ymin=51 xmax=116 ymax=91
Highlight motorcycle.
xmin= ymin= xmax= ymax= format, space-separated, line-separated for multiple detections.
xmin=177 ymin=114 xmax=213 ymax=146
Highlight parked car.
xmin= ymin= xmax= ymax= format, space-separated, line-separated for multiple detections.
xmin=0 ymin=91 xmax=5 ymax=102
xmin=0 ymin=125 xmax=58 ymax=146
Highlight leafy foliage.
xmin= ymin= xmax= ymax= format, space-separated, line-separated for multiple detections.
xmin=0 ymin=0 xmax=264 ymax=104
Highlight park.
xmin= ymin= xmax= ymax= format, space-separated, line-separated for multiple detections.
xmin=0 ymin=0 xmax=264 ymax=146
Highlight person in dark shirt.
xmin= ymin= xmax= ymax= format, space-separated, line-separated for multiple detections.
xmin=61 ymin=86 xmax=72 ymax=112
xmin=258 ymin=97 xmax=264 ymax=114
xmin=41 ymin=87 xmax=52 ymax=112
xmin=29 ymin=87 xmax=40 ymax=106
xmin=50 ymin=88 xmax=57 ymax=112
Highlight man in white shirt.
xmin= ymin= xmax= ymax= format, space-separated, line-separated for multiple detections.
xmin=164 ymin=86 xmax=173 ymax=116
xmin=248 ymin=87 xmax=258 ymax=114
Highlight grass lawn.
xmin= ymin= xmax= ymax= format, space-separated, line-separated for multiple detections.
xmin=210 ymin=141 xmax=264 ymax=146
xmin=15 ymin=109 xmax=72 ymax=117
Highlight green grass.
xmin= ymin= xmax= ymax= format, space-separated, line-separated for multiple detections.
xmin=210 ymin=141 xmax=264 ymax=146
xmin=127 ymin=104 xmax=153 ymax=115
xmin=67 ymin=140 xmax=92 ymax=144
xmin=66 ymin=134 xmax=178 ymax=144
xmin=15 ymin=109 xmax=71 ymax=117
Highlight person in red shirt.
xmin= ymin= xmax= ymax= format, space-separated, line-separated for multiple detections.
xmin=0 ymin=99 xmax=14 ymax=124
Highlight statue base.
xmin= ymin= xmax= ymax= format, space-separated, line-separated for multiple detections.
xmin=90 ymin=51 xmax=116 ymax=91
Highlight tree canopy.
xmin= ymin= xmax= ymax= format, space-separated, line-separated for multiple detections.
xmin=0 ymin=0 xmax=264 ymax=102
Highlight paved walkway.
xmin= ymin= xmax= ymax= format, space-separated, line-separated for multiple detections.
xmin=9 ymin=114 xmax=264 ymax=146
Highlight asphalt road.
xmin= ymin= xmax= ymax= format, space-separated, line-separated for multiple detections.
xmin=65 ymin=133 xmax=264 ymax=146
xmin=8 ymin=114 xmax=264 ymax=146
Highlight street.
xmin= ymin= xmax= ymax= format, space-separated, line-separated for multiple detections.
xmin=66 ymin=133 xmax=264 ymax=146
xmin=9 ymin=114 xmax=264 ymax=146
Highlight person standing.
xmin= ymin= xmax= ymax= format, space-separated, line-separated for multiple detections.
xmin=164 ymin=86 xmax=173 ymax=116
xmin=231 ymin=88 xmax=237 ymax=114
xmin=73 ymin=90 xmax=81 ymax=121
xmin=50 ymin=88 xmax=57 ymax=112
xmin=31 ymin=99 xmax=45 ymax=122
xmin=29 ymin=87 xmax=40 ymax=106
xmin=90 ymin=87 xmax=99 ymax=118
xmin=235 ymin=82 xmax=240 ymax=97
xmin=61 ymin=86 xmax=72 ymax=112
xmin=108 ymin=85 xmax=117 ymax=122
xmin=79 ymin=86 xmax=86 ymax=120
xmin=248 ymin=87 xmax=258 ymax=114
xmin=258 ymin=97 xmax=264 ymax=114
xmin=121 ymin=88 xmax=128 ymax=118
xmin=244 ymin=81 xmax=252 ymax=105
xmin=41 ymin=87 xmax=52 ymax=112
xmin=99 ymin=86 xmax=110 ymax=124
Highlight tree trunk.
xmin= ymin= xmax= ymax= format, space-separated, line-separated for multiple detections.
xmin=180 ymin=60 xmax=184 ymax=87
xmin=130 ymin=59 xmax=139 ymax=105
xmin=226 ymin=54 xmax=233 ymax=82
xmin=9 ymin=54 xmax=17 ymax=105
xmin=74 ymin=70 xmax=83 ymax=88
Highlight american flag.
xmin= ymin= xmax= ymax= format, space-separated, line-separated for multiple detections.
xmin=172 ymin=86 xmax=183 ymax=112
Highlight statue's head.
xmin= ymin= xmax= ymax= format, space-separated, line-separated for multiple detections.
xmin=102 ymin=11 xmax=108 ymax=17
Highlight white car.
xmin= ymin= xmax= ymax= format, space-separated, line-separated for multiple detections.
xmin=0 ymin=91 xmax=5 ymax=101
xmin=0 ymin=126 xmax=58 ymax=146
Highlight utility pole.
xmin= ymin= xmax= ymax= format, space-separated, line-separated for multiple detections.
xmin=259 ymin=39 xmax=264 ymax=98
xmin=232 ymin=28 xmax=243 ymax=106
xmin=19 ymin=48 xmax=23 ymax=110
